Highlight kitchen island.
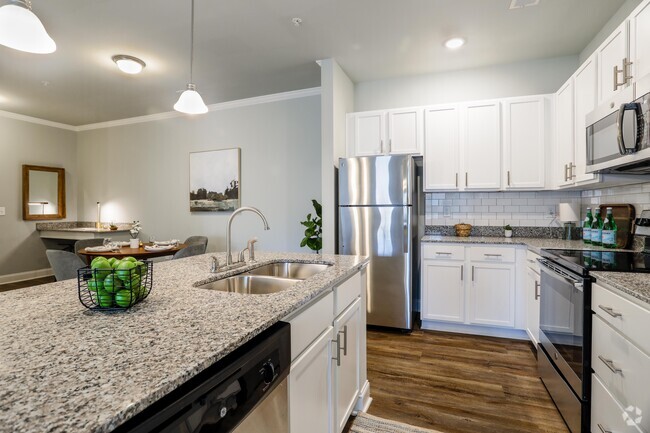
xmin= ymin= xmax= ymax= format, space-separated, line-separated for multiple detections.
xmin=0 ymin=252 xmax=369 ymax=433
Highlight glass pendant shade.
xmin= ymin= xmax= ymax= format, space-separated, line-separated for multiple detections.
xmin=174 ymin=83 xmax=208 ymax=114
xmin=0 ymin=2 xmax=56 ymax=54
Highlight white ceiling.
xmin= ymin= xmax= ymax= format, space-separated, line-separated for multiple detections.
xmin=0 ymin=0 xmax=626 ymax=126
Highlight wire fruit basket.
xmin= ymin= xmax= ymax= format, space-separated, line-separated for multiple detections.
xmin=77 ymin=258 xmax=153 ymax=311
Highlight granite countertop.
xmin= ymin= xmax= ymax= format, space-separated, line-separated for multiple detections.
xmin=421 ymin=235 xmax=628 ymax=254
xmin=591 ymin=271 xmax=650 ymax=306
xmin=0 ymin=252 xmax=368 ymax=433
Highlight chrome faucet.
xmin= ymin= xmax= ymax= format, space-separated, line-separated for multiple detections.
xmin=226 ymin=207 xmax=270 ymax=265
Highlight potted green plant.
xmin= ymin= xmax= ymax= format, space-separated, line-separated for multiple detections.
xmin=300 ymin=200 xmax=322 ymax=254
xmin=504 ymin=224 xmax=513 ymax=238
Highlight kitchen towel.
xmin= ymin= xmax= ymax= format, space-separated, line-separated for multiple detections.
xmin=350 ymin=412 xmax=445 ymax=433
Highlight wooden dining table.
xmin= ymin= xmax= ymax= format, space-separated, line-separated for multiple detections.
xmin=78 ymin=243 xmax=188 ymax=262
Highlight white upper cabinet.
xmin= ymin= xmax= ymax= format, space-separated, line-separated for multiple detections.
xmin=629 ymin=0 xmax=650 ymax=87
xmin=555 ymin=78 xmax=575 ymax=187
xmin=503 ymin=96 xmax=546 ymax=189
xmin=573 ymin=55 xmax=599 ymax=185
xmin=346 ymin=109 xmax=422 ymax=157
xmin=424 ymin=104 xmax=460 ymax=190
xmin=387 ymin=108 xmax=423 ymax=155
xmin=348 ymin=111 xmax=385 ymax=156
xmin=596 ymin=20 xmax=630 ymax=106
xmin=463 ymin=101 xmax=502 ymax=190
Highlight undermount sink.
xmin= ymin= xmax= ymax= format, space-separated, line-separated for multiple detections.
xmin=198 ymin=275 xmax=297 ymax=294
xmin=197 ymin=262 xmax=332 ymax=295
xmin=246 ymin=262 xmax=332 ymax=280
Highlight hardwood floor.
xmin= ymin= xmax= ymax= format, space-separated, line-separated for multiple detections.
xmin=0 ymin=276 xmax=55 ymax=293
xmin=354 ymin=328 xmax=569 ymax=433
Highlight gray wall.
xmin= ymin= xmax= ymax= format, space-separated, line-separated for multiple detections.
xmin=0 ymin=117 xmax=77 ymax=277
xmin=76 ymin=95 xmax=321 ymax=255
xmin=354 ymin=55 xmax=578 ymax=112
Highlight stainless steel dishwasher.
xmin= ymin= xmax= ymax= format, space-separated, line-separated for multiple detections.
xmin=115 ymin=322 xmax=290 ymax=433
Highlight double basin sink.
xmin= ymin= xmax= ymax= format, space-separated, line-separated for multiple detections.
xmin=197 ymin=262 xmax=332 ymax=295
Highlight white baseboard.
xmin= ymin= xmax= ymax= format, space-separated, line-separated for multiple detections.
xmin=353 ymin=380 xmax=372 ymax=414
xmin=421 ymin=320 xmax=529 ymax=340
xmin=0 ymin=268 xmax=53 ymax=285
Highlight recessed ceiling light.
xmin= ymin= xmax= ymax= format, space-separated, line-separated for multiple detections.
xmin=509 ymin=0 xmax=540 ymax=9
xmin=444 ymin=37 xmax=465 ymax=50
xmin=112 ymin=54 xmax=146 ymax=74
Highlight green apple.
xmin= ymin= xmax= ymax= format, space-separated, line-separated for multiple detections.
xmin=91 ymin=256 xmax=107 ymax=267
xmin=91 ymin=259 xmax=112 ymax=280
xmin=103 ymin=274 xmax=124 ymax=293
xmin=87 ymin=278 xmax=103 ymax=292
xmin=110 ymin=259 xmax=122 ymax=270
xmin=123 ymin=274 xmax=141 ymax=290
xmin=107 ymin=257 xmax=118 ymax=267
xmin=116 ymin=260 xmax=137 ymax=281
xmin=135 ymin=261 xmax=147 ymax=277
xmin=123 ymin=256 xmax=137 ymax=263
xmin=96 ymin=290 xmax=114 ymax=308
xmin=115 ymin=289 xmax=136 ymax=308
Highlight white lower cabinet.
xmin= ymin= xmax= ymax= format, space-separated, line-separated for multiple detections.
xmin=290 ymin=327 xmax=334 ymax=433
xmin=421 ymin=243 xmax=522 ymax=336
xmin=333 ymin=298 xmax=361 ymax=433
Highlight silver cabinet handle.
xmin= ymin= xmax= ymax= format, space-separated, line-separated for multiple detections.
xmin=380 ymin=140 xmax=384 ymax=154
xmin=340 ymin=325 xmax=348 ymax=357
xmin=598 ymin=423 xmax=613 ymax=433
xmin=460 ymin=265 xmax=463 ymax=281
xmin=563 ymin=164 xmax=568 ymax=182
xmin=624 ymin=57 xmax=634 ymax=84
xmin=598 ymin=355 xmax=622 ymax=374
xmin=465 ymin=172 xmax=468 ymax=187
xmin=570 ymin=163 xmax=576 ymax=179
xmin=332 ymin=333 xmax=341 ymax=367
xmin=527 ymin=259 xmax=536 ymax=264
xmin=598 ymin=305 xmax=622 ymax=318
xmin=507 ymin=170 xmax=511 ymax=186
xmin=455 ymin=173 xmax=458 ymax=188
xmin=435 ymin=252 xmax=452 ymax=255
xmin=471 ymin=265 xmax=475 ymax=282
xmin=534 ymin=281 xmax=540 ymax=300
xmin=484 ymin=253 xmax=502 ymax=257
xmin=614 ymin=63 xmax=625 ymax=90
xmin=388 ymin=138 xmax=392 ymax=153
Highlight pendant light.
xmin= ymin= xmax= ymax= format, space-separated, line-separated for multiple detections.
xmin=174 ymin=0 xmax=208 ymax=114
xmin=0 ymin=0 xmax=56 ymax=54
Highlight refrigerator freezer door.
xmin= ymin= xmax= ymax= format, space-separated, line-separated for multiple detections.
xmin=339 ymin=155 xmax=412 ymax=206
xmin=339 ymin=205 xmax=412 ymax=329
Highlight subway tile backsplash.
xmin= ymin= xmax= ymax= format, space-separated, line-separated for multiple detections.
xmin=425 ymin=182 xmax=650 ymax=228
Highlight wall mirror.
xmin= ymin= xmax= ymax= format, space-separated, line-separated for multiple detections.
xmin=22 ymin=165 xmax=66 ymax=221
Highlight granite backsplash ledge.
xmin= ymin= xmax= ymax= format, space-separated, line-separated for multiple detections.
xmin=425 ymin=225 xmax=582 ymax=239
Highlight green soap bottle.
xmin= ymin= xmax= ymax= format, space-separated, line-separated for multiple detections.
xmin=583 ymin=208 xmax=593 ymax=245
xmin=602 ymin=207 xmax=618 ymax=248
xmin=591 ymin=208 xmax=603 ymax=246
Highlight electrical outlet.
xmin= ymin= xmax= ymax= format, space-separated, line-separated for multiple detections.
xmin=0 ymin=207 xmax=5 ymax=216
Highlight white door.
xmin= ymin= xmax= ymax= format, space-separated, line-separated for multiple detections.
xmin=290 ymin=327 xmax=333 ymax=433
xmin=424 ymin=104 xmax=461 ymax=191
xmin=463 ymin=101 xmax=501 ymax=190
xmin=333 ymin=298 xmax=360 ymax=433
xmin=630 ymin=0 xmax=650 ymax=85
xmin=421 ymin=260 xmax=465 ymax=323
xmin=468 ymin=262 xmax=516 ymax=328
xmin=525 ymin=268 xmax=541 ymax=347
xmin=503 ymin=96 xmax=546 ymax=189
xmin=555 ymin=79 xmax=575 ymax=187
xmin=573 ymin=56 xmax=599 ymax=184
xmin=353 ymin=112 xmax=385 ymax=156
xmin=387 ymin=108 xmax=423 ymax=155
xmin=597 ymin=20 xmax=630 ymax=105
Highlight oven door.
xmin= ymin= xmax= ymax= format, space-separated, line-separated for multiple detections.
xmin=538 ymin=259 xmax=588 ymax=399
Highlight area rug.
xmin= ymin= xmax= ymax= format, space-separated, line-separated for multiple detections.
xmin=350 ymin=412 xmax=445 ymax=433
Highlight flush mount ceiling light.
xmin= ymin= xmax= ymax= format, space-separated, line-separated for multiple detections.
xmin=0 ymin=0 xmax=55 ymax=54
xmin=112 ymin=54 xmax=146 ymax=75
xmin=444 ymin=37 xmax=465 ymax=50
xmin=174 ymin=0 xmax=208 ymax=115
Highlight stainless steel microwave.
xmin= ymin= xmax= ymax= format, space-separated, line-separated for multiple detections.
xmin=586 ymin=84 xmax=650 ymax=174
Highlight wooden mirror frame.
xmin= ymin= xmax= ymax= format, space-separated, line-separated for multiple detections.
xmin=22 ymin=165 xmax=66 ymax=221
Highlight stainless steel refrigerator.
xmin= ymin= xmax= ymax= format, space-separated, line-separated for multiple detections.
xmin=338 ymin=155 xmax=420 ymax=330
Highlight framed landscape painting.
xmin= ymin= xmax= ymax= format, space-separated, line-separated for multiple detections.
xmin=189 ymin=148 xmax=240 ymax=212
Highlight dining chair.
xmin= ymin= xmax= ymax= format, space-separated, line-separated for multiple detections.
xmin=183 ymin=236 xmax=208 ymax=254
xmin=172 ymin=243 xmax=206 ymax=260
xmin=46 ymin=250 xmax=87 ymax=281
xmin=74 ymin=238 xmax=105 ymax=259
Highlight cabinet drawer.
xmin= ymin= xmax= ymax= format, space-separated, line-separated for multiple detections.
xmin=288 ymin=291 xmax=334 ymax=361
xmin=592 ymin=374 xmax=643 ymax=433
xmin=593 ymin=283 xmax=650 ymax=355
xmin=335 ymin=272 xmax=361 ymax=317
xmin=469 ymin=246 xmax=515 ymax=263
xmin=526 ymin=250 xmax=541 ymax=273
xmin=422 ymin=244 xmax=465 ymax=261
xmin=592 ymin=315 xmax=650 ymax=432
